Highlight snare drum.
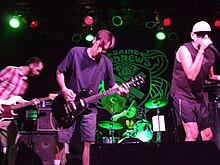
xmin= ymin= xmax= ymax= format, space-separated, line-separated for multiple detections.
xmin=133 ymin=119 xmax=153 ymax=143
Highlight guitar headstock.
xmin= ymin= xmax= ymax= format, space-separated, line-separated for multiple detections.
xmin=127 ymin=75 xmax=145 ymax=87
xmin=48 ymin=93 xmax=58 ymax=100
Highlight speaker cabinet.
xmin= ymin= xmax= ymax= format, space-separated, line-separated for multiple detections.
xmin=90 ymin=142 xmax=220 ymax=165
xmin=16 ymin=134 xmax=55 ymax=165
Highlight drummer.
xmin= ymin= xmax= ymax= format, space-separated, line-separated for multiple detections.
xmin=111 ymin=105 xmax=137 ymax=138
xmin=111 ymin=105 xmax=137 ymax=122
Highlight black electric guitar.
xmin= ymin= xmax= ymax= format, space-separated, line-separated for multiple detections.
xmin=52 ymin=76 xmax=145 ymax=128
xmin=0 ymin=94 xmax=58 ymax=122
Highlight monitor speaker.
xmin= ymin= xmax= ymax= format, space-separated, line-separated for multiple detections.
xmin=209 ymin=101 xmax=220 ymax=151
xmin=16 ymin=134 xmax=55 ymax=165
xmin=90 ymin=141 xmax=220 ymax=165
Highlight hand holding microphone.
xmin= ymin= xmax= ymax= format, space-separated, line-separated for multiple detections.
xmin=199 ymin=38 xmax=213 ymax=51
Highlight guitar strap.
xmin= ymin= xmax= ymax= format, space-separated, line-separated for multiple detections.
xmin=88 ymin=57 xmax=104 ymax=93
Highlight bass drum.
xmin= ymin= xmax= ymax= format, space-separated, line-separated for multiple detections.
xmin=133 ymin=119 xmax=153 ymax=143
xmin=118 ymin=138 xmax=143 ymax=144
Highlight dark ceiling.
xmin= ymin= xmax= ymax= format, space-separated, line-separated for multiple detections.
xmin=1 ymin=0 xmax=220 ymax=48
xmin=1 ymin=0 xmax=220 ymax=31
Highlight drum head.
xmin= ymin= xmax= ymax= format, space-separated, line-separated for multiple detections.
xmin=118 ymin=138 xmax=143 ymax=144
xmin=134 ymin=119 xmax=153 ymax=143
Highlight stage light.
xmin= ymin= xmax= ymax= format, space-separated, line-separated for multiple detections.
xmin=84 ymin=15 xmax=93 ymax=25
xmin=30 ymin=21 xmax=38 ymax=28
xmin=168 ymin=32 xmax=179 ymax=41
xmin=112 ymin=16 xmax=123 ymax=27
xmin=145 ymin=21 xmax=156 ymax=29
xmin=72 ymin=33 xmax=82 ymax=43
xmin=85 ymin=34 xmax=94 ymax=42
xmin=214 ymin=20 xmax=220 ymax=27
xmin=163 ymin=18 xmax=172 ymax=27
xmin=156 ymin=31 xmax=166 ymax=40
xmin=9 ymin=16 xmax=20 ymax=28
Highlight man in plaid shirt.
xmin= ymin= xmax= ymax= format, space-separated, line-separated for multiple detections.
xmin=0 ymin=57 xmax=43 ymax=165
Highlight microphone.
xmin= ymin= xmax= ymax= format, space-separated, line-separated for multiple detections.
xmin=209 ymin=44 xmax=220 ymax=60
xmin=209 ymin=44 xmax=217 ymax=50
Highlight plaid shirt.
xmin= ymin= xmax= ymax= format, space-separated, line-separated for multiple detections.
xmin=0 ymin=66 xmax=28 ymax=100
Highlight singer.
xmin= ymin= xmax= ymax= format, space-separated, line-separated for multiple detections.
xmin=170 ymin=21 xmax=220 ymax=142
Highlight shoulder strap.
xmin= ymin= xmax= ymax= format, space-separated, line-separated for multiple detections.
xmin=88 ymin=57 xmax=104 ymax=93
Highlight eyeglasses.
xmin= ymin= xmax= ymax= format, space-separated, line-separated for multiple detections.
xmin=98 ymin=44 xmax=108 ymax=53
xmin=195 ymin=31 xmax=211 ymax=38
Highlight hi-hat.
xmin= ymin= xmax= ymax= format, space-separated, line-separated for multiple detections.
xmin=101 ymin=94 xmax=126 ymax=113
xmin=98 ymin=121 xmax=123 ymax=130
xmin=145 ymin=98 xmax=168 ymax=109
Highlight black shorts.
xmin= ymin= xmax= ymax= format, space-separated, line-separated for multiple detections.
xmin=173 ymin=97 xmax=211 ymax=131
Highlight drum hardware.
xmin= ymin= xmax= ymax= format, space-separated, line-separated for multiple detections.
xmin=144 ymin=98 xmax=168 ymax=109
xmin=101 ymin=94 xmax=126 ymax=114
xmin=145 ymin=98 xmax=168 ymax=143
xmin=99 ymin=95 xmax=126 ymax=144
xmin=98 ymin=120 xmax=123 ymax=144
xmin=98 ymin=121 xmax=123 ymax=130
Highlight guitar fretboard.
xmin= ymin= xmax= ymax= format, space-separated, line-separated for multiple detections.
xmin=4 ymin=97 xmax=50 ymax=111
xmin=83 ymin=77 xmax=144 ymax=104
xmin=84 ymin=88 xmax=118 ymax=104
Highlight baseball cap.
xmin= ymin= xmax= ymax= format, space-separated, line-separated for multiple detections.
xmin=192 ymin=21 xmax=211 ymax=32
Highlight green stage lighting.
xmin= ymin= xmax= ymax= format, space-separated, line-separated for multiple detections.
xmin=85 ymin=34 xmax=94 ymax=42
xmin=9 ymin=16 xmax=20 ymax=28
xmin=156 ymin=31 xmax=166 ymax=40
xmin=112 ymin=16 xmax=123 ymax=27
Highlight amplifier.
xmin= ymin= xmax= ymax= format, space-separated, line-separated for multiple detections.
xmin=37 ymin=103 xmax=56 ymax=132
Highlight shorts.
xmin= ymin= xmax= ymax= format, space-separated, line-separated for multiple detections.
xmin=57 ymin=110 xmax=97 ymax=143
xmin=173 ymin=97 xmax=211 ymax=131
xmin=0 ymin=120 xmax=19 ymax=147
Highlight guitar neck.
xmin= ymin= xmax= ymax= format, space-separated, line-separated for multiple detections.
xmin=84 ymin=88 xmax=118 ymax=104
xmin=7 ymin=97 xmax=50 ymax=111
xmin=83 ymin=76 xmax=144 ymax=104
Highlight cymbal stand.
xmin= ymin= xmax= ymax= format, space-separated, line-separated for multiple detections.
xmin=156 ymin=108 xmax=161 ymax=143
xmin=108 ymin=102 xmax=115 ymax=144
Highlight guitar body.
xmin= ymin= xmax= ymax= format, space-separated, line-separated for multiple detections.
xmin=52 ymin=90 xmax=91 ymax=128
xmin=0 ymin=94 xmax=57 ymax=122
xmin=0 ymin=96 xmax=23 ymax=121
xmin=52 ymin=76 xmax=145 ymax=128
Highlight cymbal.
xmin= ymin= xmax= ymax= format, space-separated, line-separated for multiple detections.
xmin=145 ymin=98 xmax=168 ymax=109
xmin=101 ymin=94 xmax=126 ymax=113
xmin=98 ymin=121 xmax=124 ymax=130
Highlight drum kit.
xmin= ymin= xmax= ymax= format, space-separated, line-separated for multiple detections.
xmin=98 ymin=94 xmax=168 ymax=144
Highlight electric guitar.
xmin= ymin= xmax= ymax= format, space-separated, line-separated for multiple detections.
xmin=52 ymin=76 xmax=145 ymax=128
xmin=0 ymin=94 xmax=58 ymax=122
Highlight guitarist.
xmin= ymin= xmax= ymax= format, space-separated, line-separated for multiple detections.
xmin=54 ymin=30 xmax=129 ymax=165
xmin=0 ymin=57 xmax=43 ymax=165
